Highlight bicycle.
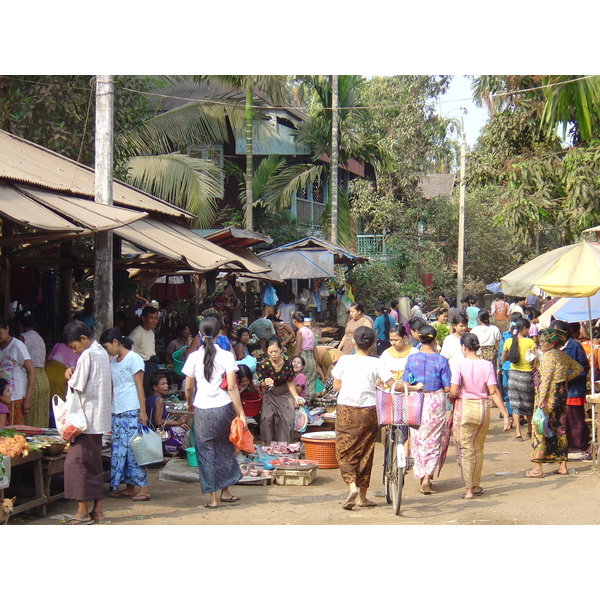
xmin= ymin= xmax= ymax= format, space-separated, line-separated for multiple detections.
xmin=383 ymin=422 xmax=409 ymax=516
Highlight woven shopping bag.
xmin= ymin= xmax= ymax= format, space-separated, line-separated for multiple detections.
xmin=375 ymin=380 xmax=424 ymax=428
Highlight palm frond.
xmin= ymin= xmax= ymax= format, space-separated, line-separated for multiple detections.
xmin=116 ymin=101 xmax=245 ymax=157
xmin=123 ymin=154 xmax=222 ymax=227
xmin=262 ymin=163 xmax=324 ymax=213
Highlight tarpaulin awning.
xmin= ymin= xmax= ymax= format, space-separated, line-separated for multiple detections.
xmin=260 ymin=248 xmax=334 ymax=279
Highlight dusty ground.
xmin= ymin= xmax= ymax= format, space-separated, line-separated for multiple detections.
xmin=8 ymin=406 xmax=600 ymax=526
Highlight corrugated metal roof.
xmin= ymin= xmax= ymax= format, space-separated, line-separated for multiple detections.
xmin=260 ymin=236 xmax=366 ymax=264
xmin=115 ymin=218 xmax=272 ymax=274
xmin=0 ymin=181 xmax=146 ymax=238
xmin=200 ymin=227 xmax=272 ymax=248
xmin=0 ymin=129 xmax=193 ymax=220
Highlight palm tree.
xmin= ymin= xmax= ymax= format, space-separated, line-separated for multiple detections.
xmin=116 ymin=82 xmax=247 ymax=226
xmin=192 ymin=76 xmax=289 ymax=230
xmin=263 ymin=75 xmax=392 ymax=247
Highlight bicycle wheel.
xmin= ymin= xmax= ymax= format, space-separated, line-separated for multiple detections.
xmin=384 ymin=427 xmax=394 ymax=504
xmin=390 ymin=428 xmax=405 ymax=516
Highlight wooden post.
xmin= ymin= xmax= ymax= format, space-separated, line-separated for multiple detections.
xmin=93 ymin=75 xmax=114 ymax=338
xmin=456 ymin=118 xmax=466 ymax=304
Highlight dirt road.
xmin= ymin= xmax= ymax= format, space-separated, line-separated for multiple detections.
xmin=8 ymin=407 xmax=600 ymax=526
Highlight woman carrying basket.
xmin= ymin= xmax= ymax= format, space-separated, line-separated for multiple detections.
xmin=402 ymin=325 xmax=451 ymax=495
xmin=448 ymin=333 xmax=510 ymax=499
xmin=332 ymin=326 xmax=423 ymax=510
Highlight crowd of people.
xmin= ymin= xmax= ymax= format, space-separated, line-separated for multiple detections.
xmin=1 ymin=286 xmax=597 ymax=523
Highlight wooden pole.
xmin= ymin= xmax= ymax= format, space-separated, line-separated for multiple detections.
xmin=93 ymin=75 xmax=114 ymax=338
xmin=456 ymin=118 xmax=466 ymax=304
xmin=330 ymin=75 xmax=339 ymax=245
xmin=245 ymin=80 xmax=254 ymax=231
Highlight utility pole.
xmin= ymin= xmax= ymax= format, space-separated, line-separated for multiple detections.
xmin=456 ymin=117 xmax=466 ymax=304
xmin=330 ymin=75 xmax=339 ymax=245
xmin=94 ymin=75 xmax=114 ymax=338
xmin=245 ymin=80 xmax=254 ymax=231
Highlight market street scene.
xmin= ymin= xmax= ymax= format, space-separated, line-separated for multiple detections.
xmin=2 ymin=73 xmax=600 ymax=536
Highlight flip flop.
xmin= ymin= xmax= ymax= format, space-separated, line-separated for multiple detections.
xmin=473 ymin=488 xmax=484 ymax=496
xmin=524 ymin=471 xmax=544 ymax=478
xmin=357 ymin=500 xmax=377 ymax=507
xmin=205 ymin=503 xmax=219 ymax=509
xmin=66 ymin=517 xmax=94 ymax=525
xmin=342 ymin=489 xmax=358 ymax=510
xmin=110 ymin=490 xmax=133 ymax=498
xmin=220 ymin=496 xmax=240 ymax=503
xmin=132 ymin=494 xmax=151 ymax=502
xmin=461 ymin=493 xmax=474 ymax=500
xmin=553 ymin=469 xmax=569 ymax=475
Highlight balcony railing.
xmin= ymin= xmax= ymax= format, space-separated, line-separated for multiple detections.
xmin=356 ymin=234 xmax=387 ymax=256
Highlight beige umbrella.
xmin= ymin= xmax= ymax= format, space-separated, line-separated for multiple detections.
xmin=501 ymin=241 xmax=600 ymax=441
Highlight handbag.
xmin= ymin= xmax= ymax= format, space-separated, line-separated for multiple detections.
xmin=52 ymin=389 xmax=88 ymax=442
xmin=375 ymin=380 xmax=423 ymax=427
xmin=375 ymin=380 xmax=424 ymax=427
xmin=129 ymin=425 xmax=164 ymax=466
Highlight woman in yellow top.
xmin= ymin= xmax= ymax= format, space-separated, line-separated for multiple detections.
xmin=501 ymin=318 xmax=537 ymax=440
xmin=379 ymin=325 xmax=419 ymax=382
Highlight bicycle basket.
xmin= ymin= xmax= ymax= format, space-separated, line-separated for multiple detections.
xmin=375 ymin=381 xmax=424 ymax=428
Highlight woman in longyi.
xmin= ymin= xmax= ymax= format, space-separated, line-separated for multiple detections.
xmin=525 ymin=328 xmax=583 ymax=479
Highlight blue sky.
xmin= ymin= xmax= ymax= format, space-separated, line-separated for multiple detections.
xmin=438 ymin=76 xmax=489 ymax=148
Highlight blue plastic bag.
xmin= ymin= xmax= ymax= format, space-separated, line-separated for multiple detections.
xmin=532 ymin=407 xmax=553 ymax=438
xmin=261 ymin=283 xmax=279 ymax=306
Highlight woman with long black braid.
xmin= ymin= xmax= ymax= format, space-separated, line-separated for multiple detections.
xmin=182 ymin=317 xmax=247 ymax=509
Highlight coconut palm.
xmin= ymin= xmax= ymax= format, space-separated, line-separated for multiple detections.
xmin=263 ymin=75 xmax=393 ymax=247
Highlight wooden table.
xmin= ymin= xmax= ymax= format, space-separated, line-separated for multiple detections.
xmin=0 ymin=451 xmax=46 ymax=517
xmin=41 ymin=453 xmax=67 ymax=509
xmin=586 ymin=394 xmax=600 ymax=473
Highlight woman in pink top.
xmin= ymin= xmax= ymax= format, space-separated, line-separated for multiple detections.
xmin=448 ymin=333 xmax=510 ymax=499
xmin=292 ymin=311 xmax=324 ymax=401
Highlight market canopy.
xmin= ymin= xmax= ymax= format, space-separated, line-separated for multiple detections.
xmin=258 ymin=236 xmax=366 ymax=280
xmin=0 ymin=181 xmax=147 ymax=246
xmin=115 ymin=218 xmax=274 ymax=275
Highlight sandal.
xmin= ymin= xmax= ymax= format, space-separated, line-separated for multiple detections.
xmin=524 ymin=471 xmax=544 ymax=479
xmin=132 ymin=494 xmax=151 ymax=502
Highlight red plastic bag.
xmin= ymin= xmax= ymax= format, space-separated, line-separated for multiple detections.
xmin=229 ymin=417 xmax=254 ymax=453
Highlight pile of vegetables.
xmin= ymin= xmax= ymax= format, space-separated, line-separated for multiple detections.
xmin=0 ymin=428 xmax=30 ymax=457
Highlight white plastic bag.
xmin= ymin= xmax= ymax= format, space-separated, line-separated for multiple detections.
xmin=52 ymin=389 xmax=88 ymax=442
xmin=0 ymin=455 xmax=10 ymax=489
xmin=129 ymin=425 xmax=164 ymax=466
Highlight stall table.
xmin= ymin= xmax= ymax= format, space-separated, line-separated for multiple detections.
xmin=0 ymin=451 xmax=46 ymax=517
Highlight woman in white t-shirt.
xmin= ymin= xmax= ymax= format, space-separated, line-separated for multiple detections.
xmin=100 ymin=328 xmax=150 ymax=502
xmin=183 ymin=317 xmax=247 ymax=509
xmin=332 ymin=326 xmax=423 ymax=510
xmin=469 ymin=310 xmax=501 ymax=367
xmin=0 ymin=316 xmax=35 ymax=426
xmin=379 ymin=325 xmax=419 ymax=382
xmin=441 ymin=314 xmax=469 ymax=370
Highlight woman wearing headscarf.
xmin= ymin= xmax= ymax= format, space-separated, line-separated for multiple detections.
xmin=525 ymin=328 xmax=583 ymax=478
